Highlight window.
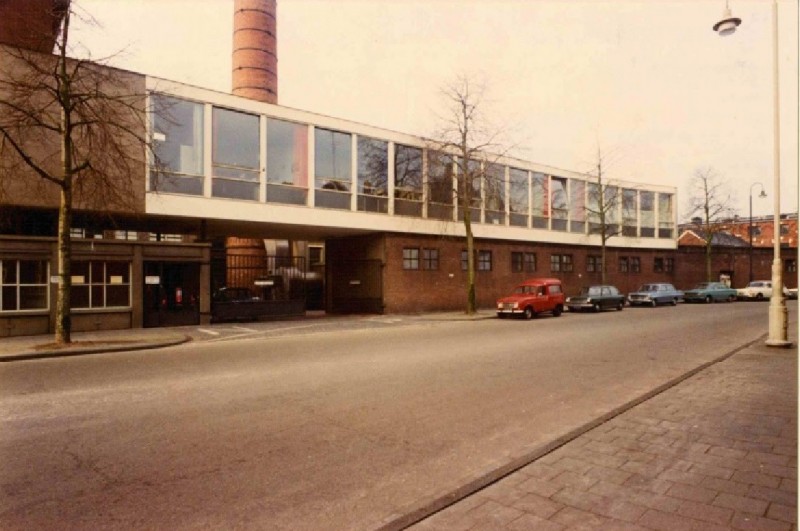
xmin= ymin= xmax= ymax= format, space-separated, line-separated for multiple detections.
xmin=394 ymin=144 xmax=423 ymax=216
xmin=422 ymin=248 xmax=439 ymax=270
xmin=524 ymin=252 xmax=537 ymax=272
xmin=658 ymin=193 xmax=674 ymax=238
xmin=587 ymin=255 xmax=601 ymax=273
xmin=622 ymin=189 xmax=637 ymax=237
xmin=267 ymin=118 xmax=308 ymax=205
xmin=212 ymin=107 xmax=260 ymax=200
xmin=780 ymin=224 xmax=790 ymax=236
xmin=511 ymin=252 xmax=524 ymax=273
xmin=619 ymin=257 xmax=629 ymax=273
xmin=427 ymin=151 xmax=454 ymax=221
xmin=509 ymin=168 xmax=529 ymax=227
xmin=654 ymin=257 xmax=664 ymax=272
xmin=478 ymin=250 xmax=492 ymax=271
xmin=665 ymin=258 xmax=675 ymax=273
xmin=640 ymin=191 xmax=655 ymax=237
xmin=315 ymin=128 xmax=352 ymax=209
xmin=1 ymin=259 xmax=48 ymax=312
xmin=402 ymin=248 xmax=419 ymax=270
xmin=151 ymin=94 xmax=205 ymax=195
xmin=357 ymin=136 xmax=388 ymax=213
xmin=749 ymin=225 xmax=762 ymax=237
xmin=461 ymin=250 xmax=468 ymax=271
xmin=457 ymin=159 xmax=482 ymax=222
xmin=786 ymin=259 xmax=797 ymax=273
xmin=631 ymin=256 xmax=641 ymax=273
xmin=484 ymin=163 xmax=506 ymax=225
xmin=550 ymin=254 xmax=573 ymax=273
xmin=71 ymin=261 xmax=131 ymax=309
xmin=550 ymin=177 xmax=568 ymax=231
xmin=570 ymin=179 xmax=585 ymax=233
xmin=532 ymin=173 xmax=549 ymax=229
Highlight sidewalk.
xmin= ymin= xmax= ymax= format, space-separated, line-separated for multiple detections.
xmin=0 ymin=327 xmax=190 ymax=362
xmin=403 ymin=336 xmax=798 ymax=531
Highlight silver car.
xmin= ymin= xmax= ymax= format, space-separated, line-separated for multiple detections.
xmin=627 ymin=283 xmax=683 ymax=307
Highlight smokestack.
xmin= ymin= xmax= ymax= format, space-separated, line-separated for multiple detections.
xmin=232 ymin=0 xmax=278 ymax=104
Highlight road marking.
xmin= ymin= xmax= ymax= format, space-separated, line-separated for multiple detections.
xmin=196 ymin=328 xmax=220 ymax=336
xmin=232 ymin=326 xmax=257 ymax=332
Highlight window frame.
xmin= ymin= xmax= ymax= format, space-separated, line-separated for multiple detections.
xmin=0 ymin=259 xmax=49 ymax=313
xmin=402 ymin=247 xmax=420 ymax=270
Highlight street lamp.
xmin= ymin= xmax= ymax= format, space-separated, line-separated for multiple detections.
xmin=749 ymin=182 xmax=766 ymax=283
xmin=714 ymin=0 xmax=790 ymax=347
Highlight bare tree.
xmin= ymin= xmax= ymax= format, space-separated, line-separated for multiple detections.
xmin=584 ymin=146 xmax=622 ymax=285
xmin=0 ymin=6 xmax=153 ymax=343
xmin=685 ymin=167 xmax=736 ymax=282
xmin=429 ymin=76 xmax=506 ymax=314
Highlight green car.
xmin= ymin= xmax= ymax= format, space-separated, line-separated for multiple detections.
xmin=566 ymin=285 xmax=625 ymax=312
xmin=683 ymin=282 xmax=738 ymax=303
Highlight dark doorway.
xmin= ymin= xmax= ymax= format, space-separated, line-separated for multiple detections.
xmin=328 ymin=259 xmax=383 ymax=314
xmin=143 ymin=262 xmax=200 ymax=327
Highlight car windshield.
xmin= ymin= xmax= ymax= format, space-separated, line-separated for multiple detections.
xmin=694 ymin=283 xmax=711 ymax=289
xmin=638 ymin=285 xmax=657 ymax=292
xmin=580 ymin=287 xmax=602 ymax=296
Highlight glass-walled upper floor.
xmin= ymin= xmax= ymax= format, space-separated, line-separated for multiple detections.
xmin=149 ymin=92 xmax=676 ymax=239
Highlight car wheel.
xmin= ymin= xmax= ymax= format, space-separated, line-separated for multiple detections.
xmin=617 ymin=301 xmax=624 ymax=311
xmin=727 ymin=295 xmax=736 ymax=303
xmin=650 ymin=300 xmax=657 ymax=308
xmin=497 ymin=313 xmax=507 ymax=319
xmin=705 ymin=295 xmax=712 ymax=304
xmin=523 ymin=306 xmax=534 ymax=320
xmin=671 ymin=298 xmax=678 ymax=306
xmin=756 ymin=293 xmax=764 ymax=300
xmin=553 ymin=305 xmax=563 ymax=317
xmin=593 ymin=303 xmax=600 ymax=313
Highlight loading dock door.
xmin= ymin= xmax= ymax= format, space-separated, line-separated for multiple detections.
xmin=143 ymin=262 xmax=200 ymax=327
xmin=329 ymin=259 xmax=383 ymax=314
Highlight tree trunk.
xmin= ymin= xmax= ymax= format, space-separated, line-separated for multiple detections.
xmin=465 ymin=210 xmax=476 ymax=315
xmin=600 ymin=237 xmax=607 ymax=285
xmin=55 ymin=182 xmax=72 ymax=344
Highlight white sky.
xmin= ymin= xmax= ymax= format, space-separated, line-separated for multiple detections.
xmin=71 ymin=0 xmax=798 ymax=221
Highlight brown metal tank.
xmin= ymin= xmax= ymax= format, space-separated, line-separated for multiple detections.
xmin=232 ymin=0 xmax=277 ymax=104
xmin=0 ymin=0 xmax=69 ymax=53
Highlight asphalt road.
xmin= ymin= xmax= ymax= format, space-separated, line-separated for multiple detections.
xmin=0 ymin=302 xmax=789 ymax=530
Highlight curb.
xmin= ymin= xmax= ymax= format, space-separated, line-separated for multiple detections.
xmin=375 ymin=334 xmax=766 ymax=531
xmin=0 ymin=336 xmax=192 ymax=363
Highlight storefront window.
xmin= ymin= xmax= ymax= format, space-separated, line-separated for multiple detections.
xmin=71 ymin=261 xmax=131 ymax=309
xmin=151 ymin=94 xmax=204 ymax=195
xmin=212 ymin=107 xmax=260 ymax=201
xmin=0 ymin=259 xmax=48 ymax=312
xmin=267 ymin=119 xmax=308 ymax=205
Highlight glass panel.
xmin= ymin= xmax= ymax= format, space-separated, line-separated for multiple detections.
xmin=640 ymin=191 xmax=655 ymax=237
xmin=106 ymin=262 xmax=130 ymax=284
xmin=19 ymin=286 xmax=47 ymax=310
xmin=2 ymin=286 xmax=17 ymax=310
xmin=267 ymin=119 xmax=308 ymax=188
xmin=71 ymin=261 xmax=89 ymax=281
xmin=315 ymin=189 xmax=351 ymax=210
xmin=428 ymin=151 xmax=454 ymax=205
xmin=212 ymin=179 xmax=259 ymax=201
xmin=152 ymin=95 xmax=204 ymax=176
xmin=213 ymin=107 xmax=259 ymax=169
xmin=658 ymin=193 xmax=674 ymax=238
xmin=357 ymin=137 xmax=388 ymax=196
xmin=485 ymin=163 xmax=505 ymax=225
xmin=151 ymin=174 xmax=204 ymax=195
xmin=315 ymin=128 xmax=352 ymax=191
xmin=20 ymin=260 xmax=47 ymax=284
xmin=532 ymin=172 xmax=548 ymax=228
xmin=71 ymin=285 xmax=90 ymax=308
xmin=570 ymin=180 xmax=585 ymax=233
xmin=622 ymin=188 xmax=637 ymax=236
xmin=91 ymin=285 xmax=104 ymax=308
xmin=106 ymin=285 xmax=130 ymax=307
xmin=266 ymin=184 xmax=307 ymax=205
xmin=551 ymin=177 xmax=568 ymax=231
xmin=509 ymin=168 xmax=528 ymax=214
xmin=1 ymin=261 xmax=17 ymax=284
xmin=394 ymin=145 xmax=423 ymax=201
xmin=90 ymin=261 xmax=104 ymax=284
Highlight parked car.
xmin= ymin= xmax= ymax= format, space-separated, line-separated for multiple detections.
xmin=627 ymin=283 xmax=683 ymax=307
xmin=737 ymin=280 xmax=790 ymax=301
xmin=683 ymin=282 xmax=738 ymax=303
xmin=496 ymin=277 xmax=565 ymax=319
xmin=788 ymin=287 xmax=798 ymax=300
xmin=566 ymin=285 xmax=625 ymax=312
xmin=211 ymin=287 xmax=264 ymax=322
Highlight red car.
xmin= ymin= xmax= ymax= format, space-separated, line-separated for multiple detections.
xmin=496 ymin=278 xmax=566 ymax=319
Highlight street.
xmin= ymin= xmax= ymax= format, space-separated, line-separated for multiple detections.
xmin=0 ymin=302 xmax=792 ymax=530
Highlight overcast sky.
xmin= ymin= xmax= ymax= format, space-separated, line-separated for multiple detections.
xmin=71 ymin=0 xmax=798 ymax=221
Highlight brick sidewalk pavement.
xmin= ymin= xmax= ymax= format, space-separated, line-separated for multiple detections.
xmin=410 ymin=341 xmax=797 ymax=531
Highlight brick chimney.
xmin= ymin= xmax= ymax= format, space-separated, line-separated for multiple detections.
xmin=232 ymin=0 xmax=278 ymax=104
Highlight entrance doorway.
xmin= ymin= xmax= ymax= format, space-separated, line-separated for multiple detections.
xmin=143 ymin=262 xmax=200 ymax=327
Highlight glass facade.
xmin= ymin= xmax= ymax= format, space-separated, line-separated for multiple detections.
xmin=147 ymin=93 xmax=675 ymax=243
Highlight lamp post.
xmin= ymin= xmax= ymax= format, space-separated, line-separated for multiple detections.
xmin=749 ymin=182 xmax=766 ymax=283
xmin=714 ymin=0 xmax=790 ymax=347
